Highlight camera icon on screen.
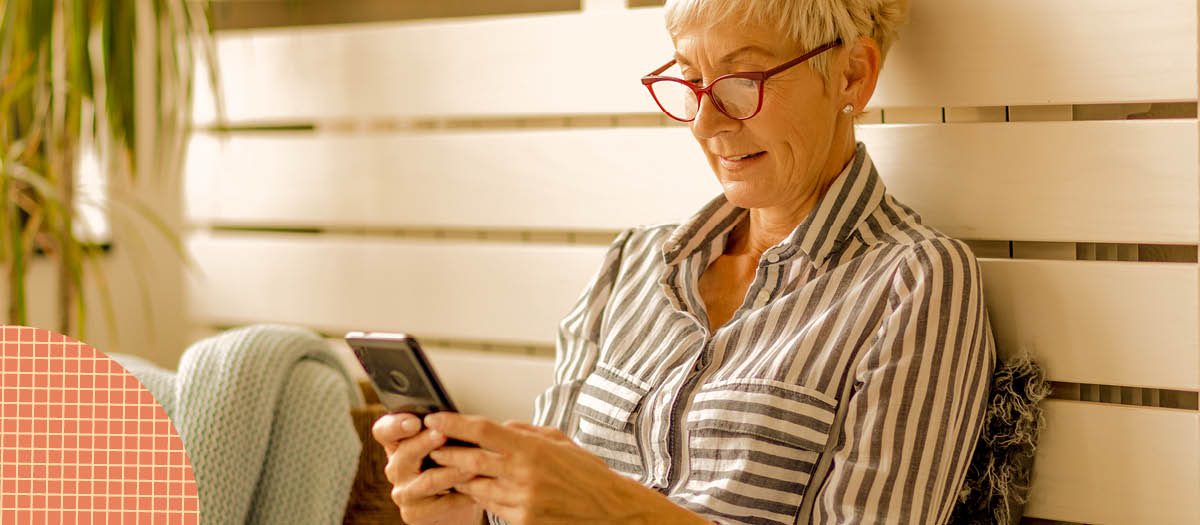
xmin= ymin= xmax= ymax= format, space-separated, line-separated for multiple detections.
xmin=388 ymin=370 xmax=412 ymax=393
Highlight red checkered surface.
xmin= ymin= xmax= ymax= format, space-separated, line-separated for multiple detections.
xmin=0 ymin=325 xmax=199 ymax=524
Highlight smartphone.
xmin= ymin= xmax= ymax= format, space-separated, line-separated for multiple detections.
xmin=345 ymin=331 xmax=478 ymax=471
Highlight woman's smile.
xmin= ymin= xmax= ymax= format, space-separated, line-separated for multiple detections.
xmin=717 ymin=150 xmax=768 ymax=171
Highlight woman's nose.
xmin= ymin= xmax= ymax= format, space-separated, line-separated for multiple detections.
xmin=690 ymin=92 xmax=739 ymax=139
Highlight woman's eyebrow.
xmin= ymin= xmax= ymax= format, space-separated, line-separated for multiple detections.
xmin=673 ymin=45 xmax=775 ymax=67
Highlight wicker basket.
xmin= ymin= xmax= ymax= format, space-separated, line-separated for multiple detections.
xmin=344 ymin=380 xmax=404 ymax=524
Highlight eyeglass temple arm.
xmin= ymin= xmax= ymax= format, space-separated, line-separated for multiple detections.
xmin=761 ymin=39 xmax=843 ymax=79
xmin=645 ymin=59 xmax=677 ymax=78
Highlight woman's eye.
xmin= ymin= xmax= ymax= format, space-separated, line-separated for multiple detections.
xmin=685 ymin=78 xmax=703 ymax=85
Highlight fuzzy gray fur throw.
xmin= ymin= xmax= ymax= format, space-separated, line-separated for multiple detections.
xmin=949 ymin=351 xmax=1052 ymax=525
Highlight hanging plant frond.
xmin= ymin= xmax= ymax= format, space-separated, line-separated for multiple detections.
xmin=0 ymin=0 xmax=221 ymax=344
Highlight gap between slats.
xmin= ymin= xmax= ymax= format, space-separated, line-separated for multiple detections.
xmin=196 ymin=101 xmax=1198 ymax=133
xmin=200 ymin=226 xmax=1200 ymax=264
xmin=206 ymin=323 xmax=557 ymax=358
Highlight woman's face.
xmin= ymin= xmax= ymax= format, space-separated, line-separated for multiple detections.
xmin=672 ymin=20 xmax=842 ymax=211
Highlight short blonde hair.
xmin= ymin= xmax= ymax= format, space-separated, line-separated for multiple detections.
xmin=664 ymin=0 xmax=910 ymax=84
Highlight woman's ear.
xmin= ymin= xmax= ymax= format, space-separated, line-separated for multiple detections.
xmin=840 ymin=35 xmax=882 ymax=111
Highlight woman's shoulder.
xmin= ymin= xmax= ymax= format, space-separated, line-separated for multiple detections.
xmin=859 ymin=192 xmax=979 ymax=264
xmin=859 ymin=193 xmax=984 ymax=282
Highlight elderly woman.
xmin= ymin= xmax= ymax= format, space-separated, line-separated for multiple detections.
xmin=373 ymin=0 xmax=995 ymax=523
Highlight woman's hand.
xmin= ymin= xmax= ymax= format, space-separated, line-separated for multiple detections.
xmin=424 ymin=413 xmax=710 ymax=525
xmin=371 ymin=413 xmax=483 ymax=525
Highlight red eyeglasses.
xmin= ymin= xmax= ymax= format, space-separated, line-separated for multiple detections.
xmin=640 ymin=39 xmax=842 ymax=122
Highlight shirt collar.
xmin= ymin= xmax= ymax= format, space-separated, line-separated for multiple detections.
xmin=662 ymin=141 xmax=884 ymax=268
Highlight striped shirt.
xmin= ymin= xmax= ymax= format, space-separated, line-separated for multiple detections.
xmin=502 ymin=141 xmax=995 ymax=525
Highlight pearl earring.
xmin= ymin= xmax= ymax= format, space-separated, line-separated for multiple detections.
xmin=842 ymin=104 xmax=854 ymax=114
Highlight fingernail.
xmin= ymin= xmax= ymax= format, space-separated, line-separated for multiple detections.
xmin=424 ymin=413 xmax=441 ymax=427
xmin=400 ymin=417 xmax=419 ymax=432
xmin=429 ymin=429 xmax=444 ymax=441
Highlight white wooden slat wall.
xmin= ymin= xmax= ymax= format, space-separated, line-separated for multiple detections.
xmin=184 ymin=2 xmax=1200 ymax=523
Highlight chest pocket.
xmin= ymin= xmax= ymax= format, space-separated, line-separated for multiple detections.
xmin=572 ymin=363 xmax=651 ymax=481
xmin=675 ymin=379 xmax=839 ymax=525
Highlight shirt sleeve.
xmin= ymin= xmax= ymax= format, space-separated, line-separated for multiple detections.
xmin=812 ymin=238 xmax=997 ymax=525
xmin=533 ymin=227 xmax=635 ymax=432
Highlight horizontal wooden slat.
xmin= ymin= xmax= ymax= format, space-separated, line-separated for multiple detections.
xmin=193 ymin=10 xmax=671 ymax=123
xmin=194 ymin=2 xmax=1196 ymax=123
xmin=876 ymin=0 xmax=1196 ymax=108
xmin=858 ymin=119 xmax=1199 ymax=244
xmin=183 ymin=128 xmax=719 ymax=231
xmin=980 ymin=259 xmax=1199 ymax=390
xmin=1025 ymin=400 xmax=1200 ymax=524
xmin=187 ymin=120 xmax=1198 ymax=243
xmin=423 ymin=347 xmax=553 ymax=422
xmin=209 ymin=0 xmax=581 ymax=31
xmin=185 ymin=233 xmax=607 ymax=345
xmin=188 ymin=234 xmax=1199 ymax=390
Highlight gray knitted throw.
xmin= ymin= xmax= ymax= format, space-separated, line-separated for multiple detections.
xmin=111 ymin=324 xmax=365 ymax=524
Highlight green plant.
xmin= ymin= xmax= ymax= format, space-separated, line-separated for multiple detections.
xmin=0 ymin=0 xmax=220 ymax=342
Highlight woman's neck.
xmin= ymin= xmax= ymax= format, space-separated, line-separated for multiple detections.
xmin=725 ymin=140 xmax=857 ymax=260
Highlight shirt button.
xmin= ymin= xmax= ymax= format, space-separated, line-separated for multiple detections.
xmin=757 ymin=290 xmax=771 ymax=303
xmin=766 ymin=253 xmax=780 ymax=264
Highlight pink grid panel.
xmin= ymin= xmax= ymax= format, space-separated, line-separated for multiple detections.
xmin=0 ymin=326 xmax=199 ymax=524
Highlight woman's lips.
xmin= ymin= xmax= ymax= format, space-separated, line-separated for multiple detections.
xmin=718 ymin=151 xmax=766 ymax=170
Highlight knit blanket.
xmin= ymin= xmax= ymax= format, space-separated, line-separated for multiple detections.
xmin=110 ymin=324 xmax=365 ymax=524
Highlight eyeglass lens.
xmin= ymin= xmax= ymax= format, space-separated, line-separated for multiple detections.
xmin=650 ymin=76 xmax=760 ymax=121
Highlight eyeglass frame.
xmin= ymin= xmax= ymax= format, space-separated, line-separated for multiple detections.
xmin=640 ymin=38 xmax=843 ymax=122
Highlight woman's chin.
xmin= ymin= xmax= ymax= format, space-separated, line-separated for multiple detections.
xmin=720 ymin=182 xmax=776 ymax=209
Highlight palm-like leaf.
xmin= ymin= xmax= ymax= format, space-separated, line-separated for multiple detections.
xmin=1 ymin=0 xmax=220 ymax=345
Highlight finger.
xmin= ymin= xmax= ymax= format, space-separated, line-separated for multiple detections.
xmin=372 ymin=413 xmax=423 ymax=455
xmin=384 ymin=429 xmax=447 ymax=484
xmin=454 ymin=476 xmax=514 ymax=508
xmin=503 ymin=420 xmax=571 ymax=444
xmin=428 ymin=446 xmax=508 ymax=478
xmin=424 ymin=413 xmax=519 ymax=453
xmin=400 ymin=491 xmax=475 ymax=520
xmin=405 ymin=466 xmax=477 ymax=501
xmin=501 ymin=420 xmax=538 ymax=432
xmin=393 ymin=485 xmax=475 ymax=523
